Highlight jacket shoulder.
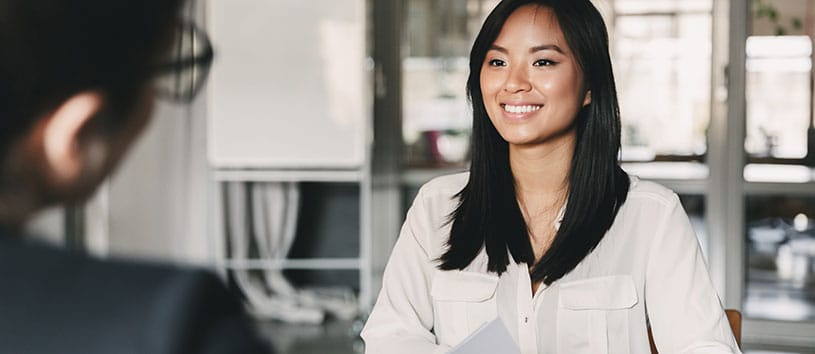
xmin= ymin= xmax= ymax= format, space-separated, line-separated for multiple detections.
xmin=0 ymin=237 xmax=271 ymax=354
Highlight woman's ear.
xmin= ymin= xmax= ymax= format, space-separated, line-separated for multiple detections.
xmin=583 ymin=90 xmax=592 ymax=107
xmin=40 ymin=92 xmax=105 ymax=185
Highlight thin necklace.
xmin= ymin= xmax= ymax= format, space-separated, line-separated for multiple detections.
xmin=517 ymin=189 xmax=566 ymax=222
xmin=517 ymin=191 xmax=566 ymax=245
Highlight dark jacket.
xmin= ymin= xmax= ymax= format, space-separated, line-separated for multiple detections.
xmin=0 ymin=232 xmax=271 ymax=354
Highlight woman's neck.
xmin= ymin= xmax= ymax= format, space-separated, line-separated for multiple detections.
xmin=509 ymin=134 xmax=575 ymax=196
xmin=511 ymin=135 xmax=575 ymax=266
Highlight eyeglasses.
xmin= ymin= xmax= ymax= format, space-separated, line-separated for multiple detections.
xmin=153 ymin=22 xmax=214 ymax=103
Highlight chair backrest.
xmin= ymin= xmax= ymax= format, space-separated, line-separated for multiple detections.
xmin=648 ymin=309 xmax=741 ymax=353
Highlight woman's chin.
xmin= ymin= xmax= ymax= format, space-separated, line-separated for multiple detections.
xmin=500 ymin=134 xmax=539 ymax=147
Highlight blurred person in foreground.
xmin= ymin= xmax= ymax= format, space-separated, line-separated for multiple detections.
xmin=0 ymin=1 xmax=270 ymax=353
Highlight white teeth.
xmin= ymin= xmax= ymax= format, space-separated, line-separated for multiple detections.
xmin=503 ymin=104 xmax=541 ymax=114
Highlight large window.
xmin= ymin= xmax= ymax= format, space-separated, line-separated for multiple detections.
xmin=745 ymin=196 xmax=815 ymax=322
xmin=614 ymin=0 xmax=712 ymax=163
xmin=745 ymin=36 xmax=812 ymax=161
xmin=742 ymin=0 xmax=815 ymax=324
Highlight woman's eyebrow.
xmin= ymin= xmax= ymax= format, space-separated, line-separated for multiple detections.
xmin=488 ymin=44 xmax=564 ymax=54
xmin=530 ymin=44 xmax=564 ymax=54
xmin=489 ymin=44 xmax=508 ymax=53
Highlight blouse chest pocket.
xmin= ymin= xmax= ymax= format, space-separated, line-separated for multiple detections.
xmin=430 ymin=270 xmax=499 ymax=348
xmin=557 ymin=275 xmax=638 ymax=354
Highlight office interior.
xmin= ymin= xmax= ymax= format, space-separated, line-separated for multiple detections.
xmin=22 ymin=0 xmax=815 ymax=353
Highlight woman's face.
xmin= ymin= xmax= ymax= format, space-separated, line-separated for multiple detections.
xmin=480 ymin=4 xmax=590 ymax=147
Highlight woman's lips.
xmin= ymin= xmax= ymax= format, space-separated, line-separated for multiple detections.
xmin=499 ymin=103 xmax=542 ymax=120
xmin=501 ymin=103 xmax=542 ymax=114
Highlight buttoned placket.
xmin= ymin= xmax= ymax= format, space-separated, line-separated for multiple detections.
xmin=516 ymin=262 xmax=548 ymax=354
xmin=516 ymin=202 xmax=565 ymax=354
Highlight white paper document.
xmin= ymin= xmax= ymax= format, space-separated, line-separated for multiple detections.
xmin=449 ymin=318 xmax=521 ymax=354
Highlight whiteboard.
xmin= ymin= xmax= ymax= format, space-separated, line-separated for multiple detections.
xmin=207 ymin=0 xmax=368 ymax=169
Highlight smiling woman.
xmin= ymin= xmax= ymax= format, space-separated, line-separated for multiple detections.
xmin=480 ymin=5 xmax=589 ymax=149
xmin=362 ymin=0 xmax=741 ymax=353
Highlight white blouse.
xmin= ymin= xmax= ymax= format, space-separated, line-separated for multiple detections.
xmin=362 ymin=172 xmax=741 ymax=354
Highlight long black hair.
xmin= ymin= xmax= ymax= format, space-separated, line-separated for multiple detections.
xmin=439 ymin=0 xmax=630 ymax=285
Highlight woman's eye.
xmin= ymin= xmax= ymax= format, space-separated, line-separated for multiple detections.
xmin=533 ymin=59 xmax=556 ymax=66
xmin=488 ymin=59 xmax=506 ymax=67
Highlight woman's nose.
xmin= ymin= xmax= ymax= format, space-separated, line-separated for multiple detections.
xmin=503 ymin=66 xmax=532 ymax=93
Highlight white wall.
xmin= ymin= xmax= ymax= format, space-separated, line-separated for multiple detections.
xmin=207 ymin=0 xmax=367 ymax=169
xmin=100 ymin=98 xmax=211 ymax=265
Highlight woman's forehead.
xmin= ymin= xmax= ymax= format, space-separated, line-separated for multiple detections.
xmin=493 ymin=5 xmax=568 ymax=51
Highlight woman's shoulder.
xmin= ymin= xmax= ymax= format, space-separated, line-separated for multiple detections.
xmin=403 ymin=172 xmax=469 ymax=249
xmin=625 ymin=175 xmax=681 ymax=207
xmin=418 ymin=171 xmax=469 ymax=194
xmin=414 ymin=171 xmax=469 ymax=204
